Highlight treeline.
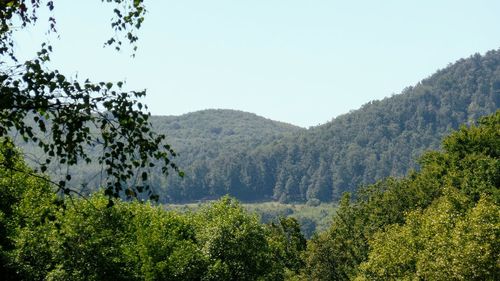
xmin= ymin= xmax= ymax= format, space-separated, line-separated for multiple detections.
xmin=157 ymin=49 xmax=500 ymax=203
xmin=1 ymin=110 xmax=498 ymax=280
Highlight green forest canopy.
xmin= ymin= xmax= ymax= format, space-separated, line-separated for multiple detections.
xmin=0 ymin=110 xmax=498 ymax=280
xmin=1 ymin=2 xmax=498 ymax=279
xmin=303 ymin=110 xmax=499 ymax=280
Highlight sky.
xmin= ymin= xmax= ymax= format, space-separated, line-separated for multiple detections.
xmin=15 ymin=0 xmax=500 ymax=128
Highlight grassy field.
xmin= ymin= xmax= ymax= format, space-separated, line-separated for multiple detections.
xmin=164 ymin=201 xmax=337 ymax=238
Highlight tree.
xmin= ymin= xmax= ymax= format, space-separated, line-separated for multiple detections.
xmin=193 ymin=196 xmax=275 ymax=281
xmin=0 ymin=143 xmax=205 ymax=280
xmin=0 ymin=0 xmax=182 ymax=201
xmin=356 ymin=191 xmax=499 ymax=281
xmin=267 ymin=217 xmax=307 ymax=280
xmin=0 ymin=140 xmax=50 ymax=280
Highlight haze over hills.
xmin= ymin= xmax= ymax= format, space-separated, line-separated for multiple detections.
xmin=16 ymin=49 xmax=500 ymax=203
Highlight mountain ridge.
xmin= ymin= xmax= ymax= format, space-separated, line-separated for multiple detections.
xmin=157 ymin=49 xmax=500 ymax=203
xmin=15 ymin=49 xmax=500 ymax=203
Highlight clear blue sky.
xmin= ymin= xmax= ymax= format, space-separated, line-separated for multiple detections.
xmin=15 ymin=0 xmax=500 ymax=127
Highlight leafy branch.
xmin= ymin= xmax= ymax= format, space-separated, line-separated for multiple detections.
xmin=0 ymin=0 xmax=183 ymax=201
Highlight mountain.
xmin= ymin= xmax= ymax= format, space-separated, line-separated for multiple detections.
xmin=146 ymin=109 xmax=304 ymax=202
xmin=15 ymin=109 xmax=303 ymax=199
xmin=15 ymin=49 xmax=500 ymax=203
xmin=151 ymin=109 xmax=303 ymax=158
xmin=155 ymin=49 xmax=500 ymax=203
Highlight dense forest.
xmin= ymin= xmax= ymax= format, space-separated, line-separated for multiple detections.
xmin=303 ymin=110 xmax=500 ymax=280
xmin=159 ymin=50 xmax=500 ymax=203
xmin=26 ymin=49 xmax=499 ymax=203
xmin=1 ymin=110 xmax=498 ymax=280
xmin=2 ymin=2 xmax=498 ymax=280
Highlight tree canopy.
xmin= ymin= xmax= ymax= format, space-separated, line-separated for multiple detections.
xmin=1 ymin=110 xmax=497 ymax=280
xmin=303 ymin=110 xmax=500 ymax=280
xmin=0 ymin=144 xmax=306 ymax=280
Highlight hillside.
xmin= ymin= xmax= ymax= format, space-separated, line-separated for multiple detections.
xmin=151 ymin=109 xmax=303 ymax=160
xmin=14 ymin=50 xmax=500 ymax=203
xmin=14 ymin=109 xmax=303 ymax=198
xmin=155 ymin=50 xmax=500 ymax=203
xmin=266 ymin=50 xmax=500 ymax=202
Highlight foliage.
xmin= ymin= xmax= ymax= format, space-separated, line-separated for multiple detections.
xmin=267 ymin=217 xmax=307 ymax=279
xmin=0 ymin=144 xmax=305 ymax=280
xmin=193 ymin=196 xmax=276 ymax=280
xmin=1 ymin=101 xmax=498 ymax=281
xmin=356 ymin=191 xmax=499 ymax=281
xmin=0 ymin=138 xmax=54 ymax=280
xmin=10 ymin=189 xmax=209 ymax=281
xmin=123 ymin=203 xmax=207 ymax=281
xmin=0 ymin=0 xmax=181 ymax=201
xmin=166 ymin=200 xmax=337 ymax=239
xmin=303 ymin=110 xmax=500 ymax=280
xmin=20 ymin=50 xmax=500 ymax=203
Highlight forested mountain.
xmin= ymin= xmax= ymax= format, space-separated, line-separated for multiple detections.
xmin=16 ymin=49 xmax=500 ymax=203
xmin=151 ymin=109 xmax=303 ymax=162
xmin=155 ymin=50 xmax=500 ymax=202
xmin=15 ymin=109 xmax=304 ymax=200
xmin=267 ymin=50 xmax=500 ymax=202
